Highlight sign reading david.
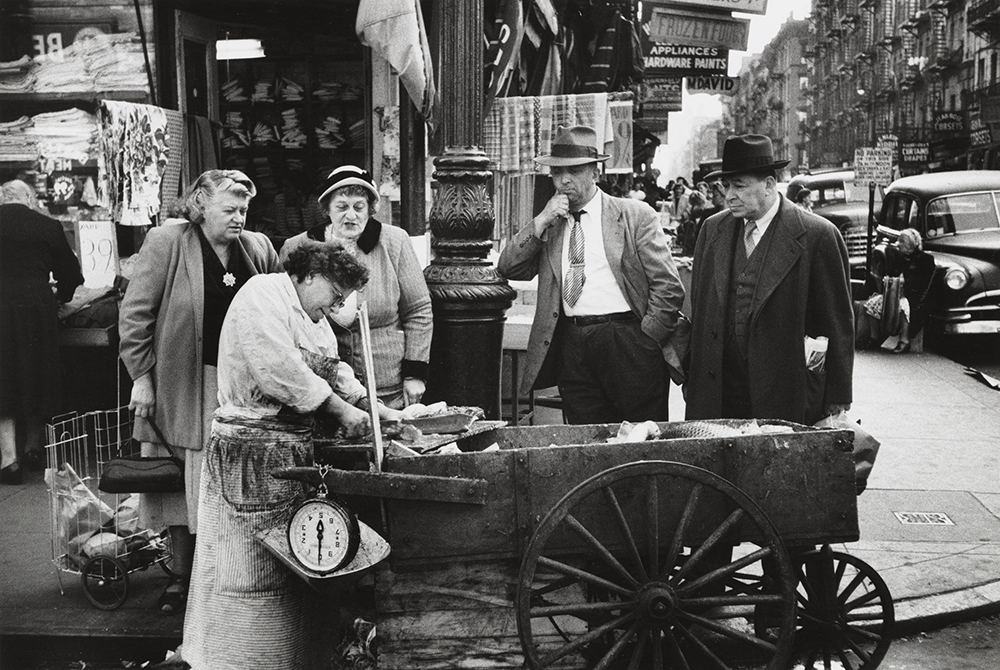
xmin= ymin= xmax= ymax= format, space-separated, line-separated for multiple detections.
xmin=686 ymin=75 xmax=740 ymax=94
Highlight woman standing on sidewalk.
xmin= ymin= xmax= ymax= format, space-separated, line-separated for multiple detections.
xmin=118 ymin=170 xmax=281 ymax=613
xmin=0 ymin=180 xmax=83 ymax=484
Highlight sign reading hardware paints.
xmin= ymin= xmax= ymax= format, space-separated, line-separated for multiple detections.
xmin=647 ymin=7 xmax=750 ymax=51
xmin=644 ymin=44 xmax=728 ymax=76
xmin=686 ymin=76 xmax=740 ymax=94
xmin=644 ymin=0 xmax=768 ymax=16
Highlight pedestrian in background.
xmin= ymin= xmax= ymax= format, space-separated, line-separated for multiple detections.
xmin=686 ymin=134 xmax=854 ymax=425
xmin=118 ymin=169 xmax=281 ymax=614
xmin=793 ymin=187 xmax=814 ymax=213
xmin=0 ymin=180 xmax=83 ymax=485
xmin=498 ymin=125 xmax=685 ymax=424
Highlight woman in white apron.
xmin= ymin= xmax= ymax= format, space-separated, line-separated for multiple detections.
xmin=183 ymin=241 xmax=402 ymax=670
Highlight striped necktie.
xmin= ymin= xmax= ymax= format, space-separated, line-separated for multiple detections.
xmin=744 ymin=219 xmax=758 ymax=258
xmin=564 ymin=211 xmax=586 ymax=306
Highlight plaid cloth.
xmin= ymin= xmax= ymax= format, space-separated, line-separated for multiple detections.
xmin=484 ymin=92 xmax=614 ymax=175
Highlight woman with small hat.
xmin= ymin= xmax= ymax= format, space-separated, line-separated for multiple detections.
xmin=281 ymin=166 xmax=432 ymax=408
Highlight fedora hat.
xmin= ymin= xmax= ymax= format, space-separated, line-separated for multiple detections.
xmin=705 ymin=134 xmax=790 ymax=180
xmin=535 ymin=125 xmax=610 ymax=167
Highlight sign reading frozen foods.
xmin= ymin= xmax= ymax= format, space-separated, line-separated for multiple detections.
xmin=643 ymin=0 xmax=768 ymax=16
xmin=647 ymin=7 xmax=750 ymax=51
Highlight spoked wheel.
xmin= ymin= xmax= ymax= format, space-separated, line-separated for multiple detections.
xmin=158 ymin=529 xmax=176 ymax=577
xmin=755 ymin=546 xmax=894 ymax=670
xmin=81 ymin=556 xmax=130 ymax=610
xmin=516 ymin=460 xmax=797 ymax=670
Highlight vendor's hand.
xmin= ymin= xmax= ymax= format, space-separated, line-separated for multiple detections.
xmin=533 ymin=193 xmax=570 ymax=238
xmin=381 ymin=407 xmax=404 ymax=423
xmin=337 ymin=404 xmax=372 ymax=439
xmin=823 ymin=402 xmax=851 ymax=419
xmin=403 ymin=378 xmax=426 ymax=406
xmin=130 ymin=374 xmax=155 ymax=418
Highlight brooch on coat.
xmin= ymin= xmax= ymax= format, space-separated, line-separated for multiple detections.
xmin=223 ymin=272 xmax=236 ymax=287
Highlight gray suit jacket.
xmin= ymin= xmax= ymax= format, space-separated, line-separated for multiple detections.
xmin=498 ymin=190 xmax=685 ymax=394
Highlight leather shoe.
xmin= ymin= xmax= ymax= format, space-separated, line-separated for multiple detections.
xmin=893 ymin=341 xmax=911 ymax=354
xmin=1 ymin=463 xmax=23 ymax=485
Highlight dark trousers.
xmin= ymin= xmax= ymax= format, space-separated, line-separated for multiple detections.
xmin=557 ymin=315 xmax=669 ymax=425
xmin=720 ymin=331 xmax=753 ymax=419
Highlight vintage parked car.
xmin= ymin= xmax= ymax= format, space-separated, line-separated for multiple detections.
xmin=874 ymin=170 xmax=1000 ymax=337
xmin=787 ymin=169 xmax=881 ymax=297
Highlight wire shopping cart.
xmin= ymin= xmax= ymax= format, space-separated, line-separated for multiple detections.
xmin=45 ymin=406 xmax=173 ymax=610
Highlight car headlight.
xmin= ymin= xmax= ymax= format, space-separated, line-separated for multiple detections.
xmin=944 ymin=267 xmax=970 ymax=291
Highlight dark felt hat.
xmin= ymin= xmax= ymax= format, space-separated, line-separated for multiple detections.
xmin=534 ymin=125 xmax=611 ymax=167
xmin=705 ymin=134 xmax=790 ymax=180
xmin=318 ymin=165 xmax=379 ymax=206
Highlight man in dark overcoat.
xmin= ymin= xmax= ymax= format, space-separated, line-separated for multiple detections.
xmin=686 ymin=135 xmax=854 ymax=425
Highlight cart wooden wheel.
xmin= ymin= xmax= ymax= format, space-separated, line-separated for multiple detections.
xmin=755 ymin=546 xmax=894 ymax=670
xmin=81 ymin=556 xmax=130 ymax=610
xmin=516 ymin=460 xmax=796 ymax=670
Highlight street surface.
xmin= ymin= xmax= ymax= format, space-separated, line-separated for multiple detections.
xmin=881 ymin=615 xmax=1000 ymax=669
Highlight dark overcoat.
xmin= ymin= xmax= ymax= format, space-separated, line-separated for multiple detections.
xmin=685 ymin=195 xmax=854 ymax=425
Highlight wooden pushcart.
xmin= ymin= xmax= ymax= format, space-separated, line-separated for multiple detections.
xmin=282 ymin=418 xmax=893 ymax=670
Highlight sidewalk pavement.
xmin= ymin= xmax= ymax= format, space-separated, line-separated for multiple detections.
xmin=2 ymin=347 xmax=999 ymax=647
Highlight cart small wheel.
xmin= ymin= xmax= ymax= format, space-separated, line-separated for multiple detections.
xmin=516 ymin=460 xmax=796 ymax=670
xmin=81 ymin=556 xmax=130 ymax=610
xmin=756 ymin=546 xmax=894 ymax=670
xmin=158 ymin=529 xmax=176 ymax=578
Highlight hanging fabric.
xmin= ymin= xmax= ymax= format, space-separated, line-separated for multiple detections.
xmin=484 ymin=0 xmax=526 ymax=114
xmin=356 ymin=0 xmax=438 ymax=130
xmin=484 ymin=92 xmax=613 ymax=175
xmin=97 ymin=99 xmax=169 ymax=226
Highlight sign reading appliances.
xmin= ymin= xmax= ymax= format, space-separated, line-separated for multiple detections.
xmin=647 ymin=7 xmax=750 ymax=51
xmin=644 ymin=44 xmax=728 ymax=76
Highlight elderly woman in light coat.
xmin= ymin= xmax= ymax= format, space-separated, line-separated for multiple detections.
xmin=118 ymin=169 xmax=281 ymax=614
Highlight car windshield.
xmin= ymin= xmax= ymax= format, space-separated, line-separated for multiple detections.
xmin=926 ymin=192 xmax=1000 ymax=236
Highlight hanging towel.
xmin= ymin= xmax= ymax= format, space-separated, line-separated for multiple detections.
xmin=356 ymin=0 xmax=438 ymax=129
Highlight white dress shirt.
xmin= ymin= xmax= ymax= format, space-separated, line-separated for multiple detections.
xmin=746 ymin=194 xmax=782 ymax=248
xmin=561 ymin=189 xmax=632 ymax=316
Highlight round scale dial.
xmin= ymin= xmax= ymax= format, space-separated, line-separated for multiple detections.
xmin=287 ymin=497 xmax=360 ymax=575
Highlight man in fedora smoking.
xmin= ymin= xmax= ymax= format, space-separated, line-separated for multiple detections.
xmin=498 ymin=125 xmax=685 ymax=424
xmin=686 ymin=134 xmax=854 ymax=425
